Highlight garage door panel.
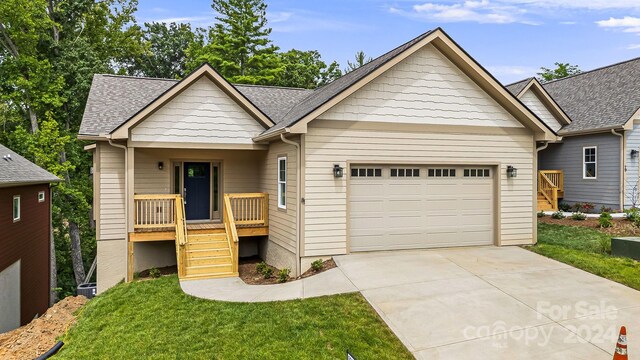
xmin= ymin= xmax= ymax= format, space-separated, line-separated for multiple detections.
xmin=349 ymin=164 xmax=494 ymax=251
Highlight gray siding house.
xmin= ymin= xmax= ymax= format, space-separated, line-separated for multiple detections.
xmin=507 ymin=58 xmax=640 ymax=210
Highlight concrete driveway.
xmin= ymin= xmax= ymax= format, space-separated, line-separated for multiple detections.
xmin=334 ymin=246 xmax=640 ymax=359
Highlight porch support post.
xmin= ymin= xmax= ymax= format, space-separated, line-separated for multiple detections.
xmin=126 ymin=146 xmax=135 ymax=281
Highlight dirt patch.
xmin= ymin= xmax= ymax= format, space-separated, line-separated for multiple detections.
xmin=239 ymin=257 xmax=336 ymax=285
xmin=0 ymin=295 xmax=87 ymax=360
xmin=137 ymin=265 xmax=177 ymax=280
xmin=538 ymin=216 xmax=640 ymax=236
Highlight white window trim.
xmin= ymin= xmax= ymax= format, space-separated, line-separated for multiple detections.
xmin=277 ymin=156 xmax=287 ymax=209
xmin=38 ymin=191 xmax=46 ymax=203
xmin=13 ymin=195 xmax=20 ymax=222
xmin=583 ymin=146 xmax=597 ymax=180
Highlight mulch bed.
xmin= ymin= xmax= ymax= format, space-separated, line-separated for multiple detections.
xmin=0 ymin=296 xmax=88 ymax=360
xmin=538 ymin=216 xmax=640 ymax=236
xmin=239 ymin=256 xmax=336 ymax=285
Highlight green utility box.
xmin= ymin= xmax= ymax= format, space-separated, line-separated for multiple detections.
xmin=611 ymin=237 xmax=640 ymax=261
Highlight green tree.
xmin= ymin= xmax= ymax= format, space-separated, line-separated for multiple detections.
xmin=273 ymin=49 xmax=342 ymax=89
xmin=345 ymin=50 xmax=372 ymax=73
xmin=186 ymin=0 xmax=279 ymax=84
xmin=537 ymin=62 xmax=581 ymax=82
xmin=133 ymin=22 xmax=196 ymax=79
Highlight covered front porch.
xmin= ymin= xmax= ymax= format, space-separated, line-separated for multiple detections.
xmin=123 ymin=147 xmax=271 ymax=281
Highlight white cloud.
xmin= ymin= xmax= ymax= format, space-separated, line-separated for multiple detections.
xmin=270 ymin=10 xmax=369 ymax=33
xmin=503 ymin=0 xmax=640 ymax=10
xmin=404 ymin=0 xmax=525 ymax=24
xmin=559 ymin=21 xmax=577 ymax=25
xmin=152 ymin=16 xmax=210 ymax=24
xmin=627 ymin=44 xmax=640 ymax=49
xmin=268 ymin=11 xmax=294 ymax=23
xmin=596 ymin=16 xmax=640 ymax=34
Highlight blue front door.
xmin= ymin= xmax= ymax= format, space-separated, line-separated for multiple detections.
xmin=184 ymin=162 xmax=211 ymax=220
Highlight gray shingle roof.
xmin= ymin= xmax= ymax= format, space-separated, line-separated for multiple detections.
xmin=261 ymin=29 xmax=435 ymax=135
xmin=79 ymin=75 xmax=314 ymax=135
xmin=505 ymin=77 xmax=534 ymax=96
xmin=79 ymin=74 xmax=177 ymax=136
xmin=541 ymin=57 xmax=640 ymax=134
xmin=0 ymin=144 xmax=61 ymax=186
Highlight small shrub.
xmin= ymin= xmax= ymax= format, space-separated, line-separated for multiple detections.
xmin=600 ymin=206 xmax=613 ymax=214
xmin=595 ymin=237 xmax=611 ymax=254
xmin=537 ymin=211 xmax=545 ymax=218
xmin=571 ymin=212 xmax=587 ymax=221
xmin=582 ymin=203 xmax=595 ymax=213
xmin=625 ymin=208 xmax=640 ymax=222
xmin=262 ymin=267 xmax=273 ymax=279
xmin=277 ymin=268 xmax=291 ymax=283
xmin=311 ymin=259 xmax=324 ymax=272
xmin=599 ymin=212 xmax=613 ymax=228
xmin=558 ymin=202 xmax=571 ymax=212
xmin=256 ymin=261 xmax=268 ymax=274
xmin=149 ymin=267 xmax=161 ymax=278
xmin=571 ymin=202 xmax=583 ymax=212
xmin=551 ymin=211 xmax=565 ymax=219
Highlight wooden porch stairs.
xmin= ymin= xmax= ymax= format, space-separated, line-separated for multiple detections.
xmin=183 ymin=231 xmax=237 ymax=279
xmin=129 ymin=193 xmax=268 ymax=282
xmin=537 ymin=170 xmax=564 ymax=212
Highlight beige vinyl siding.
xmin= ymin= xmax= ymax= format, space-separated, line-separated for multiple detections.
xmin=133 ymin=148 xmax=262 ymax=195
xmin=130 ymin=77 xmax=265 ymax=144
xmin=304 ymin=120 xmax=535 ymax=257
xmin=97 ymin=143 xmax=126 ymax=241
xmin=320 ymin=44 xmax=523 ymax=129
xmin=259 ymin=140 xmax=298 ymax=254
xmin=519 ymin=89 xmax=563 ymax=132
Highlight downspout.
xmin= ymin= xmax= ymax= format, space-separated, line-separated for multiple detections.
xmin=280 ymin=133 xmax=301 ymax=276
xmin=612 ymin=129 xmax=625 ymax=209
xmin=536 ymin=142 xmax=549 ymax=152
xmin=108 ymin=138 xmax=129 ymax=281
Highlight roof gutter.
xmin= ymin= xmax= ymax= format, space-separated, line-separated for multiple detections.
xmin=559 ymin=125 xmax=625 ymax=137
xmin=279 ymin=133 xmax=301 ymax=277
xmin=252 ymin=127 xmax=290 ymax=143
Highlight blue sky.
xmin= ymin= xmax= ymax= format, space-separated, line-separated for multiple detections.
xmin=137 ymin=0 xmax=640 ymax=84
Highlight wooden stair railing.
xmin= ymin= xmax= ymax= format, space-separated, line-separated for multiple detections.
xmin=174 ymin=195 xmax=188 ymax=278
xmin=223 ymin=194 xmax=239 ymax=274
xmin=538 ymin=172 xmax=559 ymax=211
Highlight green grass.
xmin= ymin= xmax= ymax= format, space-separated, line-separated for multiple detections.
xmin=56 ymin=275 xmax=411 ymax=359
xmin=530 ymin=223 xmax=640 ymax=290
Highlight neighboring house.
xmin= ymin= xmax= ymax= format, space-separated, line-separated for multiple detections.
xmin=0 ymin=144 xmax=60 ymax=333
xmin=507 ymin=58 xmax=640 ymax=210
xmin=79 ymin=28 xmax=557 ymax=293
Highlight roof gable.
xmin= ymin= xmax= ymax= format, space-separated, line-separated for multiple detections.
xmin=110 ymin=64 xmax=274 ymax=139
xmin=318 ymin=43 xmax=524 ymax=129
xmin=508 ymin=78 xmax=571 ymax=132
xmin=257 ymin=28 xmax=557 ymax=141
xmin=0 ymin=144 xmax=61 ymax=187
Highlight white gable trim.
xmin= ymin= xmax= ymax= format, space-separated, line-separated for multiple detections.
xmin=516 ymin=78 xmax=571 ymax=126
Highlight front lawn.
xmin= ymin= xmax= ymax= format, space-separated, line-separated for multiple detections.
xmin=530 ymin=223 xmax=640 ymax=291
xmin=56 ymin=275 xmax=411 ymax=359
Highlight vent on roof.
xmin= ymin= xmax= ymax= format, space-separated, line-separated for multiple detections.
xmin=3 ymin=154 xmax=12 ymax=161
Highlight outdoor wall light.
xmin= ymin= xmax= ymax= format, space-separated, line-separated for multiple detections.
xmin=333 ymin=164 xmax=344 ymax=178
xmin=506 ymin=165 xmax=518 ymax=178
xmin=632 ymin=149 xmax=638 ymax=158
xmin=158 ymin=161 xmax=164 ymax=170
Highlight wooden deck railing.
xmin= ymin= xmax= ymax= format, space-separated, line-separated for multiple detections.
xmin=133 ymin=194 xmax=180 ymax=229
xmin=538 ymin=172 xmax=559 ymax=211
xmin=540 ymin=170 xmax=564 ymax=193
xmin=223 ymin=194 xmax=239 ymax=274
xmin=174 ymin=195 xmax=188 ymax=278
xmin=226 ymin=193 xmax=269 ymax=227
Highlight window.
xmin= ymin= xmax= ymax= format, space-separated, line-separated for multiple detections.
xmin=391 ymin=168 xmax=420 ymax=177
xmin=38 ymin=191 xmax=45 ymax=203
xmin=583 ymin=147 xmax=597 ymax=179
xmin=428 ymin=168 xmax=456 ymax=177
xmin=464 ymin=168 xmax=491 ymax=178
xmin=350 ymin=167 xmax=382 ymax=177
xmin=13 ymin=195 xmax=20 ymax=222
xmin=278 ymin=157 xmax=287 ymax=209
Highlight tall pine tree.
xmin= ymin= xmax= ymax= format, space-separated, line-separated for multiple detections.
xmin=186 ymin=0 xmax=279 ymax=84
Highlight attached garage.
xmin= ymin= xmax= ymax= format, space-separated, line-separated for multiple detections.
xmin=348 ymin=165 xmax=495 ymax=251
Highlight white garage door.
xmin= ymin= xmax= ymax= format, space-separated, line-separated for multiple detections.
xmin=349 ymin=165 xmax=494 ymax=252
